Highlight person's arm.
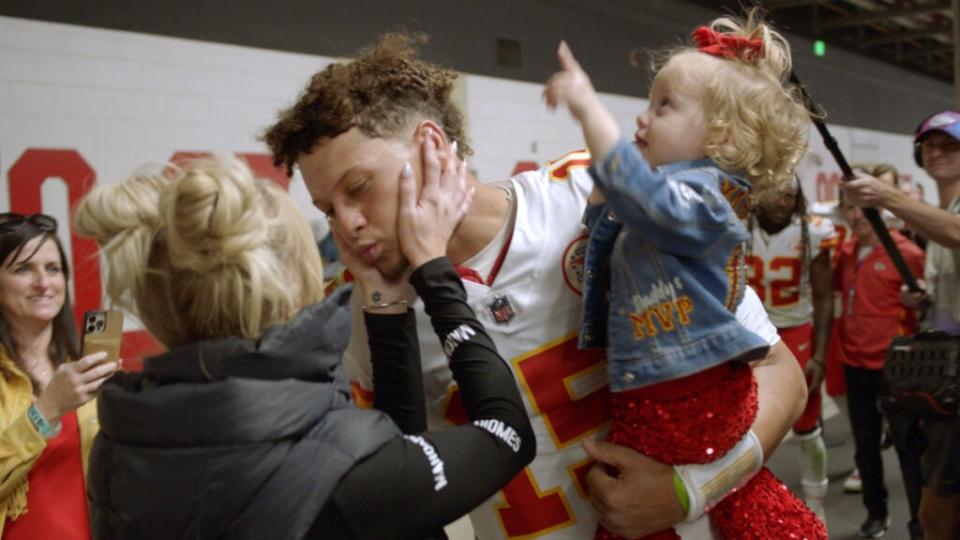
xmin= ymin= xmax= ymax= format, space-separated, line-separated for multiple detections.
xmin=583 ymin=287 xmax=805 ymax=537
xmin=545 ymin=44 xmax=730 ymax=250
xmin=1 ymin=351 xmax=116 ymax=501
xmin=582 ymin=340 xmax=804 ymax=537
xmin=805 ymin=250 xmax=833 ymax=395
xmin=319 ymin=258 xmax=535 ymax=539
xmin=750 ymin=340 xmax=806 ymax=456
xmin=544 ymin=43 xmax=738 ymax=253
xmin=323 ymin=125 xmax=523 ymax=538
xmin=410 ymin=258 xmax=531 ymax=430
xmin=741 ymin=286 xmax=807 ymax=456
xmin=589 ymin=140 xmax=739 ymax=254
xmin=843 ymin=175 xmax=960 ymax=248
xmin=0 ymin=391 xmax=46 ymax=502
xmin=365 ymin=310 xmax=426 ymax=433
xmin=544 ymin=41 xmax=620 ymax=168
xmin=543 ymin=42 xmax=616 ymax=207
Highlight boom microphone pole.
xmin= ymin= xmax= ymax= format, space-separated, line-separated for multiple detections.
xmin=790 ymin=72 xmax=923 ymax=293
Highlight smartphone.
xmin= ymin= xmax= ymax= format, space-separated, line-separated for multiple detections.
xmin=82 ymin=309 xmax=124 ymax=366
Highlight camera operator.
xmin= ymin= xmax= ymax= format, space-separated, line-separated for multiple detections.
xmin=842 ymin=110 xmax=960 ymax=540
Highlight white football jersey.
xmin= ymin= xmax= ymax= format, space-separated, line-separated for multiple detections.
xmin=809 ymin=199 xmax=849 ymax=257
xmin=344 ymin=151 xmax=778 ymax=540
xmin=746 ymin=215 xmax=837 ymax=328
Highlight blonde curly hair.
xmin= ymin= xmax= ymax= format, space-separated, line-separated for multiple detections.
xmin=655 ymin=10 xmax=809 ymax=199
xmin=73 ymin=156 xmax=326 ymax=348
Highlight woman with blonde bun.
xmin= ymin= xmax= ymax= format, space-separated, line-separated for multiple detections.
xmin=76 ymin=142 xmax=534 ymax=540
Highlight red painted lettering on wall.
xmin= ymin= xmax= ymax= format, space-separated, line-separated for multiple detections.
xmin=239 ymin=153 xmax=290 ymax=190
xmin=119 ymin=329 xmax=166 ymax=371
xmin=169 ymin=151 xmax=289 ymax=190
xmin=6 ymin=148 xmax=287 ymax=367
xmin=512 ymin=161 xmax=539 ymax=176
xmin=815 ymin=171 xmax=843 ymax=202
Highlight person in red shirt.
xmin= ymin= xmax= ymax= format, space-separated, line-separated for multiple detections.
xmin=834 ymin=196 xmax=925 ymax=539
xmin=844 ymin=110 xmax=960 ymax=540
xmin=0 ymin=213 xmax=118 ymax=539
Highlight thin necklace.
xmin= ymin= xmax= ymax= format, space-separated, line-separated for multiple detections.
xmin=21 ymin=356 xmax=53 ymax=385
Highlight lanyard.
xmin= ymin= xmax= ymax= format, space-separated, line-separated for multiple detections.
xmin=847 ymin=246 xmax=873 ymax=316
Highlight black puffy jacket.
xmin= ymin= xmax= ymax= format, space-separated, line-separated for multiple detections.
xmin=88 ymin=287 xmax=400 ymax=540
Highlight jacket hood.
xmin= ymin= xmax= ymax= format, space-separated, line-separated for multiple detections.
xmin=98 ymin=286 xmax=354 ymax=445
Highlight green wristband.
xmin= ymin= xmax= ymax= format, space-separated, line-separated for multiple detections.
xmin=27 ymin=402 xmax=61 ymax=439
xmin=673 ymin=470 xmax=690 ymax=515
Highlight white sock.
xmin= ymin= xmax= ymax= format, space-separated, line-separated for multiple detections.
xmin=796 ymin=426 xmax=828 ymax=512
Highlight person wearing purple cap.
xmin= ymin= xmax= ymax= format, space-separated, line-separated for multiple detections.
xmin=843 ymin=110 xmax=960 ymax=540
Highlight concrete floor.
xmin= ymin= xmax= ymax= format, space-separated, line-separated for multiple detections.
xmin=768 ymin=407 xmax=917 ymax=540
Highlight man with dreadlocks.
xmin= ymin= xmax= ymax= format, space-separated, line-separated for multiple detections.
xmin=746 ymin=178 xmax=836 ymax=522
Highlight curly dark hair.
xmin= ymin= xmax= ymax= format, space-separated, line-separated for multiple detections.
xmin=261 ymin=32 xmax=472 ymax=174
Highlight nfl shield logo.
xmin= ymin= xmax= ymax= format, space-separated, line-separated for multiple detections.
xmin=488 ymin=295 xmax=516 ymax=324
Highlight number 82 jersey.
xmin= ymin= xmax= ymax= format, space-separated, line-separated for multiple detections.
xmin=746 ymin=215 xmax=836 ymax=329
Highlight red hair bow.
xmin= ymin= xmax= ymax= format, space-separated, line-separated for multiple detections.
xmin=691 ymin=26 xmax=763 ymax=61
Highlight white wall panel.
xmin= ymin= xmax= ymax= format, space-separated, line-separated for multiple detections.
xmin=0 ymin=16 xmax=325 ymax=220
xmin=0 ymin=15 xmax=938 ymax=361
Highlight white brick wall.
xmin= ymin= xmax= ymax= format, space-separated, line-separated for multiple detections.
xmin=0 ymin=15 xmax=328 ymax=228
xmin=465 ymin=74 xmax=645 ymax=180
xmin=464 ymin=74 xmax=937 ymax=205
xmin=2 ymin=15 xmax=935 ymax=218
xmin=0 ymin=13 xmax=938 ymax=282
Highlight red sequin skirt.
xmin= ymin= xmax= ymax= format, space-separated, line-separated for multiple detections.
xmin=595 ymin=362 xmax=826 ymax=540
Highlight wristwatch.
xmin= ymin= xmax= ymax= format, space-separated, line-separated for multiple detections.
xmin=27 ymin=402 xmax=62 ymax=439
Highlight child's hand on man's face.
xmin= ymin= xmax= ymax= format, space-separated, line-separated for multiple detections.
xmin=543 ymin=41 xmax=600 ymax=122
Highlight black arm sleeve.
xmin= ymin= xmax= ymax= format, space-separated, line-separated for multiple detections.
xmin=318 ymin=257 xmax=535 ymax=539
xmin=365 ymin=309 xmax=427 ymax=434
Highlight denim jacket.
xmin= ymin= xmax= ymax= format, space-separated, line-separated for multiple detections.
xmin=579 ymin=138 xmax=769 ymax=392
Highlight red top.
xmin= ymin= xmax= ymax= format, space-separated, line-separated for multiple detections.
xmin=834 ymin=230 xmax=925 ymax=370
xmin=4 ymin=411 xmax=91 ymax=540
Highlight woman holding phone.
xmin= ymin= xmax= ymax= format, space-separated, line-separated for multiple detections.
xmin=0 ymin=213 xmax=118 ymax=538
xmin=75 ymin=139 xmax=535 ymax=539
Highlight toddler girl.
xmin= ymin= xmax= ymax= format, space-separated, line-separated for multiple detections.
xmin=544 ymin=11 xmax=826 ymax=540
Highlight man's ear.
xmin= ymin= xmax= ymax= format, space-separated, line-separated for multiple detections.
xmin=412 ymin=120 xmax=450 ymax=151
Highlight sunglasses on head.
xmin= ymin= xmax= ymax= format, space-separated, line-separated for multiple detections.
xmin=0 ymin=213 xmax=58 ymax=234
